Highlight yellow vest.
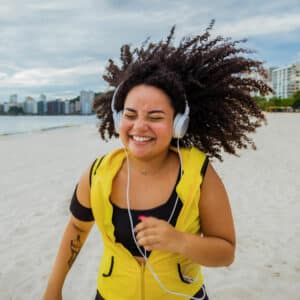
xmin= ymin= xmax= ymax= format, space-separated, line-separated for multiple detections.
xmin=91 ymin=147 xmax=207 ymax=300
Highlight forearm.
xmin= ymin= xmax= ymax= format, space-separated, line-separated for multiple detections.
xmin=44 ymin=219 xmax=90 ymax=293
xmin=177 ymin=232 xmax=235 ymax=267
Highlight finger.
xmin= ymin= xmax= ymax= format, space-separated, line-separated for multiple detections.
xmin=144 ymin=242 xmax=160 ymax=251
xmin=143 ymin=238 xmax=161 ymax=251
xmin=138 ymin=215 xmax=147 ymax=221
xmin=136 ymin=228 xmax=157 ymax=241
xmin=137 ymin=235 xmax=160 ymax=248
xmin=134 ymin=222 xmax=146 ymax=233
xmin=135 ymin=217 xmax=159 ymax=232
xmin=143 ymin=216 xmax=160 ymax=225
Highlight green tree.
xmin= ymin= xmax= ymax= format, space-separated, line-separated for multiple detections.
xmin=268 ymin=97 xmax=282 ymax=107
xmin=292 ymin=91 xmax=300 ymax=109
xmin=8 ymin=106 xmax=24 ymax=115
xmin=254 ymin=96 xmax=268 ymax=110
xmin=281 ymin=97 xmax=294 ymax=107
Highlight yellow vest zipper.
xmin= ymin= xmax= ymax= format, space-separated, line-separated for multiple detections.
xmin=141 ymin=262 xmax=145 ymax=300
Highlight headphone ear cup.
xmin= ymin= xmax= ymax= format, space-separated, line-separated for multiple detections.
xmin=173 ymin=113 xmax=190 ymax=138
xmin=113 ymin=111 xmax=123 ymax=134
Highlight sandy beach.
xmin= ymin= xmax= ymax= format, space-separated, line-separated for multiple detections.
xmin=0 ymin=113 xmax=299 ymax=300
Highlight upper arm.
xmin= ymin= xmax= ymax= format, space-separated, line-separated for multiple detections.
xmin=71 ymin=164 xmax=94 ymax=232
xmin=76 ymin=165 xmax=92 ymax=209
xmin=199 ymin=163 xmax=236 ymax=247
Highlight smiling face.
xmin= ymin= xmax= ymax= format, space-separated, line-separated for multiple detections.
xmin=119 ymin=84 xmax=175 ymax=160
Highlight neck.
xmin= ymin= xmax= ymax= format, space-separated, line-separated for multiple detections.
xmin=126 ymin=150 xmax=171 ymax=176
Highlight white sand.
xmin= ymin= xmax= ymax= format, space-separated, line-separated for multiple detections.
xmin=0 ymin=113 xmax=299 ymax=300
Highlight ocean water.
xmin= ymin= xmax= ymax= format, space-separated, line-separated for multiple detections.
xmin=0 ymin=115 xmax=98 ymax=135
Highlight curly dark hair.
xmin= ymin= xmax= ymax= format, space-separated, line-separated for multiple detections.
xmin=94 ymin=21 xmax=272 ymax=160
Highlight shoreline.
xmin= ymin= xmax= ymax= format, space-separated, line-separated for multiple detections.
xmin=0 ymin=115 xmax=97 ymax=136
xmin=0 ymin=112 xmax=299 ymax=137
xmin=0 ymin=124 xmax=85 ymax=137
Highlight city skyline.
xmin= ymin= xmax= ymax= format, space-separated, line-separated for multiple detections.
xmin=1 ymin=0 xmax=300 ymax=103
xmin=4 ymin=90 xmax=96 ymax=104
xmin=0 ymin=90 xmax=95 ymax=115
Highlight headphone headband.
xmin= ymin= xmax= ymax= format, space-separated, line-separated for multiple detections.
xmin=111 ymin=82 xmax=124 ymax=113
xmin=183 ymin=98 xmax=190 ymax=116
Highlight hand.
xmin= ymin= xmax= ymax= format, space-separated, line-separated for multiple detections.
xmin=134 ymin=216 xmax=183 ymax=253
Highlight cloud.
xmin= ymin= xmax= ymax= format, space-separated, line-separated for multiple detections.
xmin=0 ymin=60 xmax=104 ymax=88
xmin=1 ymin=0 xmax=300 ymax=102
xmin=215 ymin=14 xmax=300 ymax=38
xmin=0 ymin=72 xmax=8 ymax=79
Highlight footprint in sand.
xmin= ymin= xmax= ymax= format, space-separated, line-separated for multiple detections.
xmin=33 ymin=211 xmax=43 ymax=217
xmin=272 ymin=272 xmax=280 ymax=277
xmin=15 ymin=226 xmax=28 ymax=235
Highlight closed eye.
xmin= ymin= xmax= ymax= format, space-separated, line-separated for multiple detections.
xmin=148 ymin=116 xmax=163 ymax=121
xmin=123 ymin=113 xmax=136 ymax=120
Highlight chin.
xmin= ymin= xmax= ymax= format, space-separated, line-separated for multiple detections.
xmin=127 ymin=147 xmax=152 ymax=159
xmin=130 ymin=146 xmax=170 ymax=161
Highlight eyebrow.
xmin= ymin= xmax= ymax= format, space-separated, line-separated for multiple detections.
xmin=124 ymin=107 xmax=166 ymax=114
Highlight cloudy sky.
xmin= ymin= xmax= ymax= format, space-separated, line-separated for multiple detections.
xmin=1 ymin=0 xmax=300 ymax=103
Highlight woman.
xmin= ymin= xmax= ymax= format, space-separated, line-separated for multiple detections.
xmin=43 ymin=22 xmax=271 ymax=300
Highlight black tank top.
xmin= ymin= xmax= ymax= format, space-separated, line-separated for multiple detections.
xmin=112 ymin=169 xmax=183 ymax=257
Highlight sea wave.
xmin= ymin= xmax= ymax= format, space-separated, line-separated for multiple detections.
xmin=0 ymin=115 xmax=97 ymax=135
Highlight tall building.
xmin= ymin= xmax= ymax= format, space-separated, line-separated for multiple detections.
xmin=39 ymin=94 xmax=47 ymax=101
xmin=271 ymin=62 xmax=300 ymax=98
xmin=24 ymin=96 xmax=37 ymax=114
xmin=80 ymin=90 xmax=95 ymax=114
xmin=69 ymin=101 xmax=75 ymax=114
xmin=4 ymin=103 xmax=10 ymax=113
xmin=9 ymin=94 xmax=18 ymax=104
xmin=290 ymin=62 xmax=300 ymax=95
xmin=64 ymin=100 xmax=70 ymax=114
xmin=248 ymin=68 xmax=274 ymax=98
xmin=38 ymin=94 xmax=47 ymax=114
xmin=37 ymin=101 xmax=47 ymax=115
xmin=47 ymin=99 xmax=64 ymax=115
xmin=75 ymin=100 xmax=81 ymax=113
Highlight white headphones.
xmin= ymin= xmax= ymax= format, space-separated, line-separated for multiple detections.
xmin=111 ymin=82 xmax=190 ymax=139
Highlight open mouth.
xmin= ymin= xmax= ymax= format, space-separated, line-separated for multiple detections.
xmin=130 ymin=135 xmax=154 ymax=142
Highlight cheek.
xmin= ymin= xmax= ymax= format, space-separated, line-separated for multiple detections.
xmin=154 ymin=122 xmax=174 ymax=139
xmin=120 ymin=116 xmax=134 ymax=127
xmin=119 ymin=119 xmax=132 ymax=137
xmin=158 ymin=123 xmax=172 ymax=134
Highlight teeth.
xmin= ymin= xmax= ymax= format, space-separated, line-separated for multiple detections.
xmin=132 ymin=136 xmax=152 ymax=142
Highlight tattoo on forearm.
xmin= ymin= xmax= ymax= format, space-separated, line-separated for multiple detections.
xmin=68 ymin=231 xmax=82 ymax=268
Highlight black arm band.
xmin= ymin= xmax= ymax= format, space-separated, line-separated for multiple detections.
xmin=70 ymin=185 xmax=94 ymax=221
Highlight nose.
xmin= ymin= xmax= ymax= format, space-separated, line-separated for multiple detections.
xmin=132 ymin=117 xmax=148 ymax=130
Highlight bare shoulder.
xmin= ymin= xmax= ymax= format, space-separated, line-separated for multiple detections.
xmin=202 ymin=162 xmax=226 ymax=193
xmin=76 ymin=163 xmax=93 ymax=208
xmin=199 ymin=162 xmax=236 ymax=245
